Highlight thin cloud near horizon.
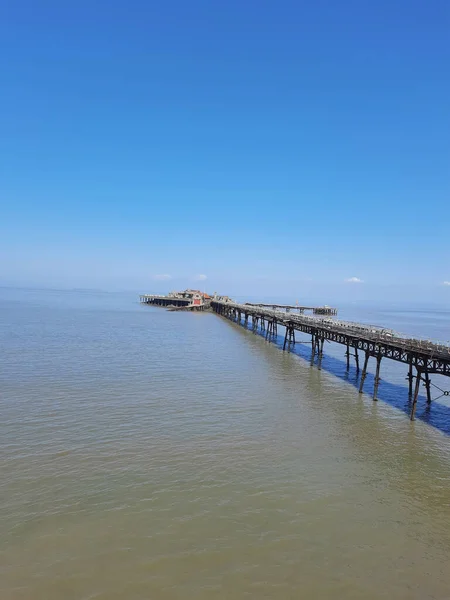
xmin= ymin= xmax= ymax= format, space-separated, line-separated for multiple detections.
xmin=152 ymin=274 xmax=172 ymax=281
xmin=345 ymin=277 xmax=364 ymax=283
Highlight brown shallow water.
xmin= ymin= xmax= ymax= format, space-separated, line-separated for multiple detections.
xmin=0 ymin=289 xmax=449 ymax=599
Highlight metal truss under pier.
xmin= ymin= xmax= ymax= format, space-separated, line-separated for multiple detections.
xmin=211 ymin=300 xmax=450 ymax=421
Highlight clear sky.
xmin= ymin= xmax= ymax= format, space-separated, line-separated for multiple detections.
xmin=1 ymin=0 xmax=449 ymax=303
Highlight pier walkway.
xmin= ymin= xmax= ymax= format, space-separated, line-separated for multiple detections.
xmin=211 ymin=300 xmax=450 ymax=421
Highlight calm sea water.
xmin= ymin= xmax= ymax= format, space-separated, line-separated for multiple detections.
xmin=1 ymin=288 xmax=449 ymax=600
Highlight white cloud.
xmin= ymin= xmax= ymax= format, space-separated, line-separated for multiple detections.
xmin=443 ymin=281 xmax=450 ymax=286
xmin=194 ymin=274 xmax=208 ymax=281
xmin=345 ymin=277 xmax=363 ymax=283
xmin=153 ymin=274 xmax=172 ymax=281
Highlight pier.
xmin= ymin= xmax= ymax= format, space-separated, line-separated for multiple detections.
xmin=211 ymin=299 xmax=450 ymax=421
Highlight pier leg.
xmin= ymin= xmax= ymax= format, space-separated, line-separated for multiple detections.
xmin=410 ymin=369 xmax=422 ymax=421
xmin=359 ymin=352 xmax=370 ymax=393
xmin=346 ymin=343 xmax=350 ymax=370
xmin=311 ymin=333 xmax=316 ymax=363
xmin=283 ymin=328 xmax=289 ymax=350
xmin=424 ymin=371 xmax=432 ymax=404
xmin=292 ymin=330 xmax=296 ymax=345
xmin=354 ymin=348 xmax=360 ymax=372
xmin=318 ymin=338 xmax=325 ymax=370
xmin=407 ymin=359 xmax=413 ymax=398
xmin=373 ymin=355 xmax=382 ymax=400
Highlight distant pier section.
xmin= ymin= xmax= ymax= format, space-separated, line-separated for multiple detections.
xmin=244 ymin=302 xmax=337 ymax=315
xmin=140 ymin=289 xmax=212 ymax=311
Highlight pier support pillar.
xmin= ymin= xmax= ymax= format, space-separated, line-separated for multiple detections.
xmin=346 ymin=343 xmax=350 ymax=370
xmin=359 ymin=352 xmax=370 ymax=393
xmin=407 ymin=359 xmax=414 ymax=397
xmin=373 ymin=355 xmax=382 ymax=400
xmin=410 ymin=369 xmax=422 ymax=421
xmin=318 ymin=337 xmax=325 ymax=370
xmin=283 ymin=326 xmax=295 ymax=350
xmin=283 ymin=327 xmax=289 ymax=350
xmin=315 ymin=337 xmax=321 ymax=356
xmin=424 ymin=371 xmax=432 ymax=404
xmin=354 ymin=348 xmax=360 ymax=372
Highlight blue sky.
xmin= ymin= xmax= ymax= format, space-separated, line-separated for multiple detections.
xmin=1 ymin=0 xmax=449 ymax=303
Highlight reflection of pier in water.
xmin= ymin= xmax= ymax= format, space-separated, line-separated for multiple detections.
xmin=211 ymin=299 xmax=450 ymax=421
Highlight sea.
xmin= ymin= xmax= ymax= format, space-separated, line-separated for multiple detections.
xmin=1 ymin=287 xmax=449 ymax=600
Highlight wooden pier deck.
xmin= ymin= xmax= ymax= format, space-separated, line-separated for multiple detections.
xmin=211 ymin=300 xmax=450 ymax=421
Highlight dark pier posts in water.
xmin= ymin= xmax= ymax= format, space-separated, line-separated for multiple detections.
xmin=358 ymin=351 xmax=383 ymax=399
xmin=373 ymin=355 xmax=382 ymax=400
xmin=408 ymin=364 xmax=432 ymax=420
xmin=268 ymin=320 xmax=276 ymax=339
xmin=407 ymin=358 xmax=414 ymax=398
xmin=318 ymin=337 xmax=325 ymax=370
xmin=252 ymin=316 xmax=259 ymax=332
xmin=315 ymin=336 xmax=321 ymax=357
xmin=346 ymin=343 xmax=360 ymax=373
xmin=283 ymin=325 xmax=296 ymax=350
xmin=359 ymin=352 xmax=370 ymax=393
xmin=410 ymin=368 xmax=422 ymax=421
xmin=354 ymin=348 xmax=360 ymax=372
xmin=424 ymin=371 xmax=432 ymax=405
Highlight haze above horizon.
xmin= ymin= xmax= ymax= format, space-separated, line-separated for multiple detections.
xmin=1 ymin=0 xmax=449 ymax=304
